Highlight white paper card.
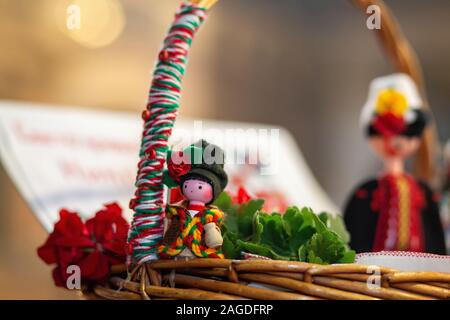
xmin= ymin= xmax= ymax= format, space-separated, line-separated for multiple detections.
xmin=0 ymin=100 xmax=337 ymax=232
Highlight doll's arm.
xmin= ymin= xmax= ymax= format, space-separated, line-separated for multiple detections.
xmin=343 ymin=180 xmax=379 ymax=253
xmin=204 ymin=223 xmax=223 ymax=248
xmin=204 ymin=208 xmax=224 ymax=248
xmin=204 ymin=207 xmax=224 ymax=225
xmin=419 ymin=182 xmax=447 ymax=254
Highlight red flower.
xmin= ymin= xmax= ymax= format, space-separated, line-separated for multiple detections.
xmin=232 ymin=186 xmax=252 ymax=204
xmin=169 ymin=186 xmax=186 ymax=204
xmin=372 ymin=113 xmax=405 ymax=137
xmin=37 ymin=203 xmax=129 ymax=288
xmin=167 ymin=151 xmax=191 ymax=182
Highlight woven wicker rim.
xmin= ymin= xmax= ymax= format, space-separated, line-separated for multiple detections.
xmin=85 ymin=259 xmax=450 ymax=300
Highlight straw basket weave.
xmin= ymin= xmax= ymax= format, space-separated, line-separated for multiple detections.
xmin=82 ymin=0 xmax=450 ymax=300
xmin=86 ymin=259 xmax=450 ymax=300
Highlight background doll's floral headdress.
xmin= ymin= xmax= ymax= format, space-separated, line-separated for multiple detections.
xmin=360 ymin=73 xmax=427 ymax=138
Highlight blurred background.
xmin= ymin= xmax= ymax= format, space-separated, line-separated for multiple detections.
xmin=0 ymin=0 xmax=449 ymax=299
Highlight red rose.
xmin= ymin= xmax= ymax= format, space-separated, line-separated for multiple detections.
xmin=167 ymin=151 xmax=191 ymax=182
xmin=37 ymin=203 xmax=129 ymax=288
xmin=373 ymin=113 xmax=405 ymax=137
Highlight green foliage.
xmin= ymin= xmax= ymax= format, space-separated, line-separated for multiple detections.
xmin=318 ymin=211 xmax=351 ymax=244
xmin=215 ymin=192 xmax=355 ymax=265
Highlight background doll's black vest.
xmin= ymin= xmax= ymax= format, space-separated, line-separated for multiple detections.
xmin=344 ymin=178 xmax=446 ymax=254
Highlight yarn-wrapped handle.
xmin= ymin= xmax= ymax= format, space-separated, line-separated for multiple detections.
xmin=127 ymin=1 xmax=216 ymax=266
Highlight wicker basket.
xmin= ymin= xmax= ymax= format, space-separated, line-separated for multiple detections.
xmin=83 ymin=0 xmax=449 ymax=300
xmin=87 ymin=259 xmax=450 ymax=300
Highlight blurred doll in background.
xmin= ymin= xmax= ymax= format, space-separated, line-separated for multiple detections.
xmin=344 ymin=74 xmax=446 ymax=254
xmin=440 ymin=141 xmax=450 ymax=254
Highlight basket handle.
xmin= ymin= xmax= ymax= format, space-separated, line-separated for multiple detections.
xmin=127 ymin=1 xmax=218 ymax=266
xmin=351 ymin=0 xmax=440 ymax=183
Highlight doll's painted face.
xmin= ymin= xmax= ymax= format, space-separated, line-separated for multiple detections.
xmin=369 ymin=136 xmax=421 ymax=160
xmin=182 ymin=179 xmax=214 ymax=204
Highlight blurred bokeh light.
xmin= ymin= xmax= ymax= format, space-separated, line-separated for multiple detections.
xmin=53 ymin=0 xmax=125 ymax=48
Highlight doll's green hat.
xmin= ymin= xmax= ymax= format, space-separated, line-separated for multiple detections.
xmin=179 ymin=140 xmax=228 ymax=202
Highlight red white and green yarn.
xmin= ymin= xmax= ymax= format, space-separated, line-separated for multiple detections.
xmin=127 ymin=3 xmax=208 ymax=265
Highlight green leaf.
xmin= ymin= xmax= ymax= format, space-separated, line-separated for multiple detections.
xmin=339 ymin=250 xmax=356 ymax=263
xmin=300 ymin=231 xmax=349 ymax=265
xmin=288 ymin=225 xmax=315 ymax=256
xmin=283 ymin=207 xmax=304 ymax=237
xmin=237 ymin=200 xmax=264 ymax=239
xmin=298 ymin=245 xmax=306 ymax=261
xmin=213 ymin=192 xmax=233 ymax=211
xmin=318 ymin=212 xmax=329 ymax=225
xmin=216 ymin=192 xmax=355 ymax=264
xmin=283 ymin=207 xmax=317 ymax=257
xmin=237 ymin=240 xmax=290 ymax=261
xmin=318 ymin=212 xmax=351 ymax=244
xmin=222 ymin=233 xmax=240 ymax=259
xmin=307 ymin=208 xmax=328 ymax=233
xmin=253 ymin=212 xmax=291 ymax=257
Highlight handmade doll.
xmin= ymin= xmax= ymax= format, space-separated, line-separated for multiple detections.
xmin=344 ymin=74 xmax=446 ymax=254
xmin=158 ymin=140 xmax=228 ymax=259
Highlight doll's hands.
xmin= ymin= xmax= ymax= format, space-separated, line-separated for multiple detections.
xmin=204 ymin=222 xmax=223 ymax=248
